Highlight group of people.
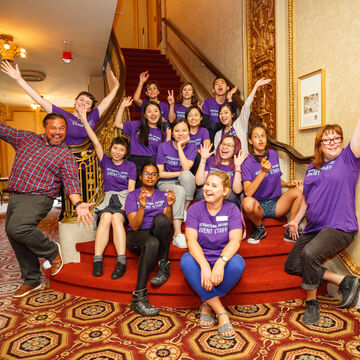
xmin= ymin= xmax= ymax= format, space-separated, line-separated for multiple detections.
xmin=1 ymin=60 xmax=360 ymax=339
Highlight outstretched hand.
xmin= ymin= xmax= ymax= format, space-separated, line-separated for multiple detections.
xmin=284 ymin=220 xmax=299 ymax=241
xmin=1 ymin=61 xmax=22 ymax=81
xmin=109 ymin=70 xmax=120 ymax=89
xmin=167 ymin=90 xmax=175 ymax=105
xmin=139 ymin=71 xmax=150 ymax=84
xmin=199 ymin=142 xmax=214 ymax=161
xmin=255 ymin=78 xmax=272 ymax=88
xmin=120 ymin=96 xmax=133 ymax=109
xmin=234 ymin=150 xmax=248 ymax=168
xmin=76 ymin=202 xmax=95 ymax=225
xmin=226 ymin=86 xmax=238 ymax=102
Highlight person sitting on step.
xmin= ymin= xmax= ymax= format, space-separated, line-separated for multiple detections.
xmin=156 ymin=118 xmax=198 ymax=248
xmin=125 ymin=163 xmax=175 ymax=316
xmin=241 ymin=123 xmax=304 ymax=244
xmin=133 ymin=71 xmax=170 ymax=126
xmin=79 ymin=108 xmax=136 ymax=279
xmin=285 ymin=121 xmax=360 ymax=325
xmin=180 ymin=171 xmax=245 ymax=340
xmin=195 ymin=136 xmax=247 ymax=208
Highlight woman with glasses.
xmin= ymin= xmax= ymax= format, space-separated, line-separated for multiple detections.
xmin=195 ymin=135 xmax=247 ymax=207
xmin=125 ymin=162 xmax=175 ymax=316
xmin=285 ymin=123 xmax=360 ymax=325
xmin=241 ymin=123 xmax=304 ymax=244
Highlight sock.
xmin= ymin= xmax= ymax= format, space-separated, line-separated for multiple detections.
xmin=117 ymin=254 xmax=126 ymax=264
xmin=94 ymin=255 xmax=102 ymax=263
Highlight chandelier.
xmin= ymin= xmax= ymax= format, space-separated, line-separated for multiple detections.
xmin=0 ymin=34 xmax=26 ymax=61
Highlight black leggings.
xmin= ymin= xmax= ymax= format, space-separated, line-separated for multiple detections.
xmin=127 ymin=214 xmax=171 ymax=290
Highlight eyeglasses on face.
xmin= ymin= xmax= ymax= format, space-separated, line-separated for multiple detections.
xmin=143 ymin=171 xmax=158 ymax=177
xmin=320 ymin=136 xmax=342 ymax=145
xmin=220 ymin=142 xmax=235 ymax=148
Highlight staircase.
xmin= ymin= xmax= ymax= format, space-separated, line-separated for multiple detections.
xmin=122 ymin=48 xmax=182 ymax=120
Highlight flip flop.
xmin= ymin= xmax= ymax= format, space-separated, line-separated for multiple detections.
xmin=199 ymin=304 xmax=215 ymax=328
xmin=216 ymin=312 xmax=236 ymax=339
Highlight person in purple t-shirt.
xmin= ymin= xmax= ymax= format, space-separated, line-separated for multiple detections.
xmin=285 ymin=123 xmax=360 ymax=325
xmin=202 ymin=77 xmax=238 ymax=142
xmin=157 ymin=118 xmax=198 ymax=248
xmin=133 ymin=71 xmax=170 ymax=125
xmin=125 ymin=162 xmax=175 ymax=316
xmin=115 ymin=97 xmax=166 ymax=185
xmin=1 ymin=60 xmax=120 ymax=145
xmin=168 ymin=82 xmax=199 ymax=123
xmin=180 ymin=171 xmax=245 ymax=339
xmin=80 ymin=109 xmax=136 ymax=280
xmin=241 ymin=123 xmax=304 ymax=244
xmin=196 ymin=136 xmax=247 ymax=207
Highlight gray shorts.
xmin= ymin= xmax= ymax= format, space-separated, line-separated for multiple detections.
xmin=259 ymin=196 xmax=280 ymax=218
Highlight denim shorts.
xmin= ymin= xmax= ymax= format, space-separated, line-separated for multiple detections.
xmin=259 ymin=196 xmax=280 ymax=218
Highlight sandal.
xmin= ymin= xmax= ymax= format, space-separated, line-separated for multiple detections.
xmin=199 ymin=304 xmax=215 ymax=328
xmin=216 ymin=312 xmax=236 ymax=339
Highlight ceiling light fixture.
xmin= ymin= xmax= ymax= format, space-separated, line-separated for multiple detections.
xmin=62 ymin=40 xmax=72 ymax=63
xmin=0 ymin=34 xmax=26 ymax=61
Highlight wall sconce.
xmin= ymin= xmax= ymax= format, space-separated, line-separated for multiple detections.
xmin=62 ymin=40 xmax=72 ymax=63
xmin=30 ymin=103 xmax=41 ymax=110
xmin=0 ymin=34 xmax=26 ymax=61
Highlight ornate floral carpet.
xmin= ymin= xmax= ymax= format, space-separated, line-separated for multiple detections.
xmin=1 ymin=203 xmax=360 ymax=360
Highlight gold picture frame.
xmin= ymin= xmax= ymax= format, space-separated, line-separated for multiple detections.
xmin=298 ymin=69 xmax=325 ymax=130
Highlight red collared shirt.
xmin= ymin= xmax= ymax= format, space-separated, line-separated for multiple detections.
xmin=0 ymin=121 xmax=80 ymax=198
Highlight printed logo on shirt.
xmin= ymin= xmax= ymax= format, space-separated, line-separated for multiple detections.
xmin=165 ymin=155 xmax=180 ymax=167
xmin=137 ymin=199 xmax=166 ymax=210
xmin=149 ymin=133 xmax=161 ymax=142
xmin=255 ymin=163 xmax=281 ymax=177
xmin=210 ymin=109 xmax=219 ymax=118
xmin=106 ymin=169 xmax=129 ymax=179
xmin=198 ymin=221 xmax=229 ymax=235
xmin=307 ymin=161 xmax=334 ymax=177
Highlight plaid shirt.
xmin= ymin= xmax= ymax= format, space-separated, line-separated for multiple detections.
xmin=0 ymin=121 xmax=80 ymax=198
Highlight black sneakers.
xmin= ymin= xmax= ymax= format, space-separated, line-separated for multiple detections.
xmin=339 ymin=276 xmax=360 ymax=308
xmin=111 ymin=262 xmax=126 ymax=279
xmin=247 ymin=223 xmax=266 ymax=244
xmin=92 ymin=261 xmax=103 ymax=277
xmin=151 ymin=260 xmax=170 ymax=286
xmin=303 ymin=299 xmax=320 ymax=325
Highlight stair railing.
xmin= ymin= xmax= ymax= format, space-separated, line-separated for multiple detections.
xmin=62 ymin=31 xmax=127 ymax=222
xmin=161 ymin=17 xmax=312 ymax=164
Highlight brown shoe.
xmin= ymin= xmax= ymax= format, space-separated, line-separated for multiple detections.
xmin=49 ymin=242 xmax=63 ymax=276
xmin=13 ymin=284 xmax=42 ymax=298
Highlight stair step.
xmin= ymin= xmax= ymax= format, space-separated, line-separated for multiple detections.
xmin=126 ymin=64 xmax=175 ymax=72
xmin=126 ymin=79 xmax=181 ymax=87
xmin=122 ymin=48 xmax=162 ymax=55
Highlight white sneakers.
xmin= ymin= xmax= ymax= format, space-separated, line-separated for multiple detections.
xmin=173 ymin=234 xmax=187 ymax=248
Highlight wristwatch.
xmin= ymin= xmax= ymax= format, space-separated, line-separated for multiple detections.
xmin=219 ymin=255 xmax=228 ymax=263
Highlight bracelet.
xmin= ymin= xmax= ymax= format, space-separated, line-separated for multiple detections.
xmin=234 ymin=169 xmax=242 ymax=173
xmin=74 ymin=201 xmax=83 ymax=209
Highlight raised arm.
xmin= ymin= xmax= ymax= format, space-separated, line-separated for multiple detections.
xmin=248 ymin=78 xmax=272 ymax=99
xmin=1 ymin=61 xmax=53 ymax=113
xmin=133 ymin=71 xmax=149 ymax=107
xmin=350 ymin=117 xmax=360 ymax=157
xmin=78 ymin=108 xmax=104 ymax=161
xmin=243 ymin=158 xmax=271 ymax=197
xmin=232 ymin=150 xmax=248 ymax=194
xmin=96 ymin=70 xmax=120 ymax=116
xmin=195 ymin=142 xmax=214 ymax=186
xmin=114 ymin=96 xmax=133 ymax=130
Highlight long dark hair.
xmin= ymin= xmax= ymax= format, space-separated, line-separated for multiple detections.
xmin=139 ymin=101 xmax=164 ymax=145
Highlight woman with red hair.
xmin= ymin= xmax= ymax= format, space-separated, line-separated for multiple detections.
xmin=285 ymin=122 xmax=360 ymax=325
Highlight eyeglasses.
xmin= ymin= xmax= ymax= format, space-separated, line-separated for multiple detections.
xmin=220 ymin=142 xmax=235 ymax=148
xmin=320 ymin=136 xmax=342 ymax=145
xmin=143 ymin=171 xmax=158 ymax=177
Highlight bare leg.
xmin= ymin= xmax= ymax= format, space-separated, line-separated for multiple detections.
xmin=206 ymin=296 xmax=235 ymax=338
xmin=111 ymin=213 xmax=126 ymax=255
xmin=323 ymin=269 xmax=345 ymax=286
xmin=94 ymin=212 xmax=112 ymax=256
xmin=173 ymin=219 xmax=183 ymax=238
xmin=241 ymin=197 xmax=263 ymax=226
xmin=275 ymin=187 xmax=304 ymax=221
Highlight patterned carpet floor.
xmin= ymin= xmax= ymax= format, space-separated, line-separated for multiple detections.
xmin=1 ymin=203 xmax=360 ymax=359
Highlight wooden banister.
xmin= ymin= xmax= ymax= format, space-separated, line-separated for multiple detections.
xmin=162 ymin=17 xmax=312 ymax=164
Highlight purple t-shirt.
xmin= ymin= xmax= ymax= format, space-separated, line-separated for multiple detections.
xmin=137 ymin=99 xmax=169 ymax=120
xmin=174 ymin=104 xmax=188 ymax=119
xmin=125 ymin=188 xmax=167 ymax=230
xmin=52 ymin=105 xmax=100 ymax=145
xmin=100 ymin=155 xmax=136 ymax=192
xmin=186 ymin=201 xmax=243 ymax=263
xmin=221 ymin=126 xmax=237 ymax=139
xmin=189 ymin=127 xmax=210 ymax=149
xmin=157 ymin=141 xmax=198 ymax=178
xmin=303 ymin=144 xmax=360 ymax=234
xmin=206 ymin=157 xmax=235 ymax=185
xmin=241 ymin=149 xmax=282 ymax=201
xmin=122 ymin=120 xmax=163 ymax=157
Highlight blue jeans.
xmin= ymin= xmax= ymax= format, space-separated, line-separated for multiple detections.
xmin=180 ymin=252 xmax=245 ymax=301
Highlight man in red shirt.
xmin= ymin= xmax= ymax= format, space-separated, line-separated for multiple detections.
xmin=1 ymin=113 xmax=93 ymax=297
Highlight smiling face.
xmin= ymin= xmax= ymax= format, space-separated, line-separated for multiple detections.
xmin=249 ymin=126 xmax=267 ymax=154
xmin=320 ymin=130 xmax=343 ymax=162
xmin=219 ymin=105 xmax=234 ymax=127
xmin=110 ymin=143 xmax=127 ymax=162
xmin=145 ymin=84 xmax=160 ymax=100
xmin=172 ymin=121 xmax=189 ymax=143
xmin=43 ymin=117 xmax=67 ymax=146
xmin=140 ymin=164 xmax=159 ymax=187
xmin=74 ymin=94 xmax=93 ymax=113
xmin=219 ymin=137 xmax=235 ymax=160
xmin=203 ymin=174 xmax=227 ymax=204
xmin=181 ymin=84 xmax=194 ymax=100
xmin=213 ymin=78 xmax=229 ymax=96
xmin=144 ymin=104 xmax=161 ymax=127
xmin=187 ymin=108 xmax=202 ymax=127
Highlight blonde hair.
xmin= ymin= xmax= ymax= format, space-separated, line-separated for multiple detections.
xmin=207 ymin=171 xmax=231 ymax=199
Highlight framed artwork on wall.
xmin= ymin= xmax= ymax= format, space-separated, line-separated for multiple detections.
xmin=298 ymin=69 xmax=325 ymax=130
